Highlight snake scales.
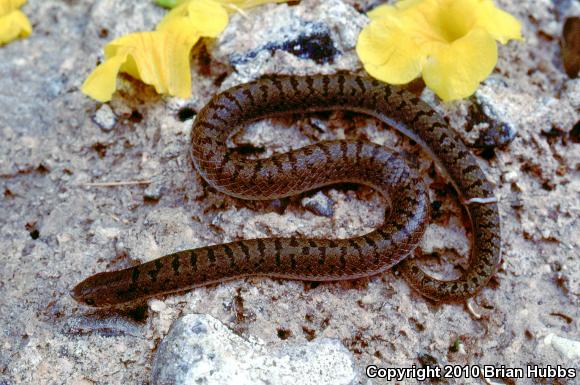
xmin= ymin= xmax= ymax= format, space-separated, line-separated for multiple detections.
xmin=72 ymin=74 xmax=501 ymax=307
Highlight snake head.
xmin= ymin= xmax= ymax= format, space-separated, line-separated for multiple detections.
xmin=71 ymin=277 xmax=99 ymax=306
xmin=71 ymin=270 xmax=137 ymax=307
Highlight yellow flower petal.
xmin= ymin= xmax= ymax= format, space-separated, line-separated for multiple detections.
xmin=422 ymin=27 xmax=497 ymax=101
xmin=157 ymin=0 xmax=228 ymax=38
xmin=475 ymin=0 xmax=522 ymax=43
xmin=357 ymin=0 xmax=521 ymax=100
xmin=368 ymin=0 xmax=424 ymax=20
xmin=82 ymin=31 xmax=199 ymax=102
xmin=81 ymin=53 xmax=129 ymax=102
xmin=0 ymin=1 xmax=31 ymax=45
xmin=82 ymin=0 xmax=236 ymax=101
xmin=0 ymin=0 xmax=26 ymax=15
xmin=357 ymin=16 xmax=423 ymax=84
xmin=366 ymin=3 xmax=397 ymax=20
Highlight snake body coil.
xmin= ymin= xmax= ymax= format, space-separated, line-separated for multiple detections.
xmin=72 ymin=74 xmax=501 ymax=307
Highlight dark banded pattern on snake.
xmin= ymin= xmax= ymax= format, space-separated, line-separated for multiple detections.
xmin=72 ymin=74 xmax=501 ymax=307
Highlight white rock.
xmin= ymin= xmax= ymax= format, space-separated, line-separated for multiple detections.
xmin=149 ymin=299 xmax=167 ymax=312
xmin=93 ymin=104 xmax=116 ymax=131
xmin=544 ymin=333 xmax=580 ymax=360
xmin=151 ymin=314 xmax=356 ymax=385
xmin=502 ymin=170 xmax=518 ymax=183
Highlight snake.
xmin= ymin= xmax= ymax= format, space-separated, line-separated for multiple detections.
xmin=72 ymin=74 xmax=501 ymax=307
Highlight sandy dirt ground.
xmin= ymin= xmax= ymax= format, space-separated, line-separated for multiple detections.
xmin=0 ymin=0 xmax=578 ymax=384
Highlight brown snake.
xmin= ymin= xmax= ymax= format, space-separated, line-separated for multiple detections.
xmin=72 ymin=74 xmax=501 ymax=307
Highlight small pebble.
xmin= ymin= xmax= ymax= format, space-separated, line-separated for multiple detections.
xmin=144 ymin=183 xmax=163 ymax=202
xmin=149 ymin=299 xmax=167 ymax=312
xmin=302 ymin=191 xmax=334 ymax=217
xmin=502 ymin=170 xmax=518 ymax=183
xmin=93 ymin=104 xmax=116 ymax=132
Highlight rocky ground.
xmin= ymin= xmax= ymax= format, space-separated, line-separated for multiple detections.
xmin=0 ymin=0 xmax=578 ymax=384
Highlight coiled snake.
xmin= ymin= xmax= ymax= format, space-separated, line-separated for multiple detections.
xmin=72 ymin=74 xmax=501 ymax=307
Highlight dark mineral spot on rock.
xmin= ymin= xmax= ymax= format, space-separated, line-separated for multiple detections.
xmin=277 ymin=328 xmax=292 ymax=340
xmin=129 ymin=110 xmax=143 ymax=123
xmin=25 ymin=222 xmax=39 ymax=240
xmin=544 ymin=126 xmax=567 ymax=138
xmin=409 ymin=317 xmax=425 ymax=332
xmin=468 ymin=92 xmax=518 ymax=149
xmin=213 ymin=72 xmax=228 ymax=87
xmin=302 ymin=326 xmax=316 ymax=341
xmin=277 ymin=31 xmax=337 ymax=64
xmin=230 ymin=21 xmax=339 ymax=66
xmin=479 ymin=147 xmax=496 ymax=160
xmin=36 ymin=163 xmax=50 ymax=174
xmin=541 ymin=181 xmax=555 ymax=191
xmin=98 ymin=28 xmax=109 ymax=38
xmin=91 ymin=142 xmax=107 ymax=158
xmin=233 ymin=288 xmax=245 ymax=323
xmin=195 ymin=43 xmax=213 ymax=76
xmin=177 ymin=107 xmax=196 ymax=122
xmin=430 ymin=200 xmax=442 ymax=219
xmin=418 ymin=352 xmax=438 ymax=367
xmin=525 ymin=330 xmax=534 ymax=339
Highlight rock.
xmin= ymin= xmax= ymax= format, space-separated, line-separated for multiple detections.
xmin=144 ymin=181 xmax=163 ymax=202
xmin=543 ymin=333 xmax=580 ymax=360
xmin=469 ymin=78 xmax=517 ymax=148
xmin=229 ymin=21 xmax=338 ymax=66
xmin=151 ymin=314 xmax=356 ymax=385
xmin=502 ymin=170 xmax=519 ymax=183
xmin=92 ymin=104 xmax=116 ymax=132
xmin=302 ymin=191 xmax=334 ymax=217
xmin=419 ymin=220 xmax=469 ymax=257
xmin=469 ymin=76 xmax=576 ymax=149
xmin=213 ymin=0 xmax=367 ymax=87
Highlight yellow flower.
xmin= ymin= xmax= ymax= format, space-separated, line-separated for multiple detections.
xmin=356 ymin=0 xmax=522 ymax=101
xmin=0 ymin=0 xmax=32 ymax=46
xmin=82 ymin=0 xmax=228 ymax=102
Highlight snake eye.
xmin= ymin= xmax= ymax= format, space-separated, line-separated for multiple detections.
xmin=84 ymin=298 xmax=96 ymax=306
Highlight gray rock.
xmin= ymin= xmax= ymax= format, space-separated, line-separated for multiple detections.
xmin=469 ymin=78 xmax=518 ymax=148
xmin=543 ymin=333 xmax=580 ymax=361
xmin=151 ymin=314 xmax=356 ymax=385
xmin=302 ymin=191 xmax=335 ymax=217
xmin=144 ymin=181 xmax=163 ymax=202
xmin=213 ymin=0 xmax=367 ymax=87
xmin=92 ymin=104 xmax=116 ymax=132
